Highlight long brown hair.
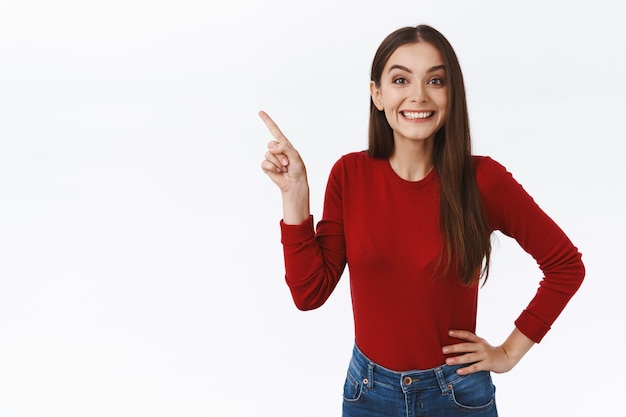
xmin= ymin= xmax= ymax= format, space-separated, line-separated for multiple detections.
xmin=368 ymin=25 xmax=491 ymax=285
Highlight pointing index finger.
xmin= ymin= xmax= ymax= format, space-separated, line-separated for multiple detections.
xmin=259 ymin=110 xmax=288 ymax=143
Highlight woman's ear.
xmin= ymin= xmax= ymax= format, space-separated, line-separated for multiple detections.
xmin=370 ymin=81 xmax=383 ymax=111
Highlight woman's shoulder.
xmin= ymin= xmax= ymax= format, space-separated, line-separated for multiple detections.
xmin=473 ymin=155 xmax=506 ymax=172
xmin=327 ymin=151 xmax=384 ymax=184
xmin=331 ymin=150 xmax=377 ymax=170
xmin=472 ymin=155 xmax=518 ymax=193
xmin=473 ymin=155 xmax=511 ymax=181
xmin=337 ymin=150 xmax=370 ymax=163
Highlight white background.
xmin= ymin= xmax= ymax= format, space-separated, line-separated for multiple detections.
xmin=1 ymin=0 xmax=624 ymax=416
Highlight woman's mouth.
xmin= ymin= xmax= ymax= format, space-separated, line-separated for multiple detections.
xmin=401 ymin=111 xmax=434 ymax=120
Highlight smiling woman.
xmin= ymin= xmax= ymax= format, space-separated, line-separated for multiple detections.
xmin=260 ymin=24 xmax=584 ymax=417
xmin=370 ymin=43 xmax=449 ymax=156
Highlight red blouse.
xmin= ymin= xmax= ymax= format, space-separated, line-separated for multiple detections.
xmin=280 ymin=152 xmax=584 ymax=371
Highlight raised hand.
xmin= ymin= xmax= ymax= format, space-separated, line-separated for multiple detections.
xmin=259 ymin=111 xmax=310 ymax=225
xmin=259 ymin=111 xmax=308 ymax=194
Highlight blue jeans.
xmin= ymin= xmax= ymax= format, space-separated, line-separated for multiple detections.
xmin=343 ymin=344 xmax=498 ymax=417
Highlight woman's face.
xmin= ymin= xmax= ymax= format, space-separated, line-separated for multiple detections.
xmin=370 ymin=42 xmax=448 ymax=146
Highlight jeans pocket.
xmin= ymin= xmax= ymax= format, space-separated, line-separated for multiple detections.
xmin=448 ymin=371 xmax=495 ymax=412
xmin=342 ymin=368 xmax=365 ymax=402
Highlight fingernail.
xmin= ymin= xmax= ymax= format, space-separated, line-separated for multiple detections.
xmin=442 ymin=347 xmax=449 ymax=354
xmin=281 ymin=158 xmax=288 ymax=166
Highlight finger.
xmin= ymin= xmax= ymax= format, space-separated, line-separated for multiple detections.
xmin=261 ymin=159 xmax=284 ymax=175
xmin=442 ymin=342 xmax=479 ymax=355
xmin=265 ymin=150 xmax=288 ymax=172
xmin=259 ymin=111 xmax=289 ymax=144
xmin=445 ymin=350 xmax=484 ymax=365
xmin=267 ymin=142 xmax=290 ymax=167
xmin=455 ymin=362 xmax=484 ymax=375
xmin=448 ymin=329 xmax=481 ymax=342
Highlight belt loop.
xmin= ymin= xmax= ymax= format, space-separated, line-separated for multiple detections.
xmin=434 ymin=367 xmax=449 ymax=394
xmin=367 ymin=361 xmax=375 ymax=389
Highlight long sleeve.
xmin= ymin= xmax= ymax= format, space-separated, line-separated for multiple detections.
xmin=279 ymin=159 xmax=347 ymax=310
xmin=476 ymin=157 xmax=585 ymax=342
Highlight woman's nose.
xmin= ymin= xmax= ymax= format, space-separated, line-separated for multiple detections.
xmin=408 ymin=83 xmax=428 ymax=103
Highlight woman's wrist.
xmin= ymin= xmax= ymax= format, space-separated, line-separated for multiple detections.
xmin=281 ymin=184 xmax=310 ymax=225
xmin=501 ymin=327 xmax=535 ymax=364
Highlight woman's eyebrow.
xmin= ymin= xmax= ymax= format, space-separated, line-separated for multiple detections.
xmin=427 ymin=65 xmax=446 ymax=73
xmin=388 ymin=64 xmax=446 ymax=74
xmin=388 ymin=64 xmax=413 ymax=73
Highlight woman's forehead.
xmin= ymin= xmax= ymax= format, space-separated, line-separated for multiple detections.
xmin=384 ymin=42 xmax=445 ymax=73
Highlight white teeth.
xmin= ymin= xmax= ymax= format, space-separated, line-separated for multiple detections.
xmin=402 ymin=111 xmax=433 ymax=119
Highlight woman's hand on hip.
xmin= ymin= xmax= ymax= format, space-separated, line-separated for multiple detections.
xmin=441 ymin=328 xmax=534 ymax=375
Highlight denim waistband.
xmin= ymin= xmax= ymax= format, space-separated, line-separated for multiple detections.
xmin=349 ymin=343 xmax=466 ymax=394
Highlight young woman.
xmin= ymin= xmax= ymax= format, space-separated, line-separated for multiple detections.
xmin=260 ymin=25 xmax=584 ymax=417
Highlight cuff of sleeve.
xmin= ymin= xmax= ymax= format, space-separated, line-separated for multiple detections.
xmin=280 ymin=215 xmax=315 ymax=245
xmin=514 ymin=310 xmax=551 ymax=343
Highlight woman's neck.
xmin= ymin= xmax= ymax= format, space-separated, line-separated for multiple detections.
xmin=389 ymin=138 xmax=434 ymax=182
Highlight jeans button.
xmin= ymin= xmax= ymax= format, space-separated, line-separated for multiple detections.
xmin=403 ymin=376 xmax=412 ymax=385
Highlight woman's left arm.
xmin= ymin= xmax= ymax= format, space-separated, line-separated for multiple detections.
xmin=442 ymin=157 xmax=585 ymax=375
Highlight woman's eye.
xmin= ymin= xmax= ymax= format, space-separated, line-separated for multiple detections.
xmin=428 ymin=78 xmax=444 ymax=86
xmin=393 ymin=77 xmax=408 ymax=84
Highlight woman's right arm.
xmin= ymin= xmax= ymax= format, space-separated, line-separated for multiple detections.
xmin=260 ymin=111 xmax=346 ymax=310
